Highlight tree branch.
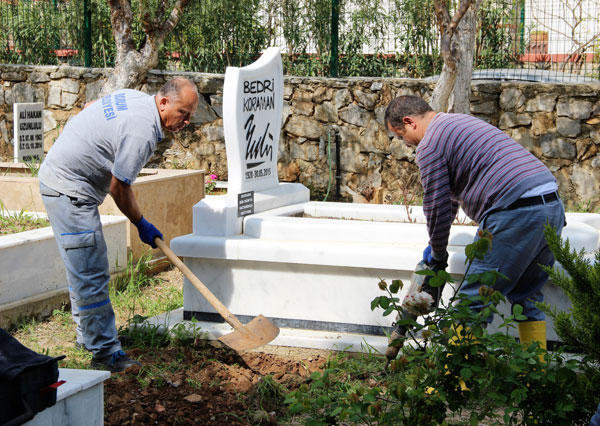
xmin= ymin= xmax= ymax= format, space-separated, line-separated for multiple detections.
xmin=449 ymin=0 xmax=474 ymax=33
xmin=560 ymin=31 xmax=600 ymax=72
xmin=433 ymin=0 xmax=450 ymax=35
xmin=139 ymin=0 xmax=155 ymax=35
xmin=107 ymin=0 xmax=134 ymax=52
xmin=156 ymin=0 xmax=190 ymax=41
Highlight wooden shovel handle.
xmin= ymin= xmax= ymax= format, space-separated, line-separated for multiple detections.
xmin=154 ymin=237 xmax=245 ymax=331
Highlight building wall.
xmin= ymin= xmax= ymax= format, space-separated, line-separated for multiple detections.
xmin=1 ymin=63 xmax=599 ymax=209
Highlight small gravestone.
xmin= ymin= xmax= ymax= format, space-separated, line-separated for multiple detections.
xmin=13 ymin=102 xmax=44 ymax=163
xmin=223 ymin=47 xmax=283 ymax=195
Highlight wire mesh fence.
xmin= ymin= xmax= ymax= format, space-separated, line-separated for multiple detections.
xmin=0 ymin=0 xmax=85 ymax=66
xmin=0 ymin=0 xmax=598 ymax=81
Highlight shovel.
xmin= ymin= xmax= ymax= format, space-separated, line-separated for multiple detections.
xmin=155 ymin=237 xmax=280 ymax=352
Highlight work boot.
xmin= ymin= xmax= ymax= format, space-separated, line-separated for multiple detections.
xmin=91 ymin=350 xmax=141 ymax=373
xmin=518 ymin=320 xmax=547 ymax=361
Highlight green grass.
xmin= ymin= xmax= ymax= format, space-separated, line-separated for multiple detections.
xmin=568 ymin=200 xmax=598 ymax=213
xmin=110 ymin=252 xmax=183 ymax=321
xmin=24 ymin=159 xmax=41 ymax=177
xmin=11 ymin=252 xmax=184 ymax=370
xmin=0 ymin=200 xmax=49 ymax=235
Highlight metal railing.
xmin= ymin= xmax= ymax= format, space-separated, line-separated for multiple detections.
xmin=0 ymin=0 xmax=598 ymax=80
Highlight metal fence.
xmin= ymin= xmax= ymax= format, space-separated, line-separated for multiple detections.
xmin=1 ymin=0 xmax=598 ymax=81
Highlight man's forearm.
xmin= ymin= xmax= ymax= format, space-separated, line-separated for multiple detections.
xmin=109 ymin=175 xmax=142 ymax=224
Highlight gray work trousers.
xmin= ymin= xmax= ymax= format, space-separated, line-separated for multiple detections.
xmin=40 ymin=183 xmax=121 ymax=358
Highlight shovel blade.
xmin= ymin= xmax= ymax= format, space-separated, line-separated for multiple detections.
xmin=218 ymin=315 xmax=280 ymax=352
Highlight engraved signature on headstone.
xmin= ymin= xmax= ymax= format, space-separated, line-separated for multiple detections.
xmin=244 ymin=113 xmax=273 ymax=170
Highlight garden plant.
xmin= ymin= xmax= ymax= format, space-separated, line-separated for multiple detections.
xmin=284 ymin=231 xmax=600 ymax=424
xmin=540 ymin=224 xmax=600 ymax=364
xmin=0 ymin=0 xmax=536 ymax=78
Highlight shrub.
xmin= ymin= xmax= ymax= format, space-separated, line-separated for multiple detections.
xmin=540 ymin=225 xmax=600 ymax=364
xmin=285 ymin=231 xmax=599 ymax=424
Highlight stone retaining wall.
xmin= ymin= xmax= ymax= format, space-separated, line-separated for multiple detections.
xmin=1 ymin=64 xmax=599 ymax=209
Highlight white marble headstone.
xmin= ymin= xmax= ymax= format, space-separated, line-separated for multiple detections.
xmin=13 ymin=102 xmax=44 ymax=163
xmin=223 ymin=47 xmax=283 ymax=195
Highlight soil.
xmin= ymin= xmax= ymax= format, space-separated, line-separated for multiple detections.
xmin=104 ymin=343 xmax=331 ymax=425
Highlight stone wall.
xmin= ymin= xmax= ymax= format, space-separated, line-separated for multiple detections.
xmin=1 ymin=63 xmax=599 ymax=209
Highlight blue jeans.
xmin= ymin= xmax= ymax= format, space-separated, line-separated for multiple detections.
xmin=460 ymin=198 xmax=565 ymax=322
xmin=591 ymin=402 xmax=600 ymax=426
xmin=40 ymin=183 xmax=121 ymax=358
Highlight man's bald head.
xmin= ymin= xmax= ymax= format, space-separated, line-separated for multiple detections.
xmin=158 ymin=77 xmax=198 ymax=101
xmin=155 ymin=77 xmax=199 ymax=132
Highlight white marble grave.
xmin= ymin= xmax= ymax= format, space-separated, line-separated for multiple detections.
xmin=166 ymin=48 xmax=600 ymax=353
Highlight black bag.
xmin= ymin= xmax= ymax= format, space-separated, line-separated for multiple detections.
xmin=0 ymin=328 xmax=64 ymax=426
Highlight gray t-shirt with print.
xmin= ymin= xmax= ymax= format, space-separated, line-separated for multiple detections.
xmin=39 ymin=89 xmax=163 ymax=204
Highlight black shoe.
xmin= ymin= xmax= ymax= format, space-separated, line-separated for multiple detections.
xmin=91 ymin=350 xmax=141 ymax=373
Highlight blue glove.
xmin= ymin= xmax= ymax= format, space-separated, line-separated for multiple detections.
xmin=135 ymin=216 xmax=163 ymax=248
xmin=423 ymin=245 xmax=434 ymax=265
xmin=423 ymin=245 xmax=448 ymax=270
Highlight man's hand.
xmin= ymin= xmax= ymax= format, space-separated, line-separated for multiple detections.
xmin=135 ymin=216 xmax=163 ymax=248
xmin=422 ymin=245 xmax=448 ymax=270
xmin=422 ymin=245 xmax=434 ymax=265
xmin=420 ymin=246 xmax=449 ymax=308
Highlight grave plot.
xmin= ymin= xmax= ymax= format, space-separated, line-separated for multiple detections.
xmin=0 ymin=211 xmax=127 ymax=329
xmin=166 ymin=48 xmax=600 ymax=352
xmin=0 ymin=162 xmax=204 ymax=263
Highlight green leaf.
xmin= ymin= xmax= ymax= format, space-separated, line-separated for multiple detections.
xmin=515 ymin=314 xmax=527 ymax=321
xmin=466 ymin=273 xmax=481 ymax=284
xmin=427 ymin=276 xmax=444 ymax=288
xmin=370 ymin=297 xmax=381 ymax=311
xmin=512 ymin=304 xmax=523 ymax=316
xmin=383 ymin=306 xmax=395 ymax=316
xmin=480 ymin=270 xmax=498 ymax=287
xmin=396 ymin=318 xmax=418 ymax=327
xmin=469 ymin=413 xmax=480 ymax=426
xmin=379 ymin=298 xmax=390 ymax=309
xmin=390 ymin=279 xmax=402 ymax=294
xmin=460 ymin=367 xmax=473 ymax=379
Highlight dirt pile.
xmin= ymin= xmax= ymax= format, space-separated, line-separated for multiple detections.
xmin=104 ymin=345 xmax=329 ymax=425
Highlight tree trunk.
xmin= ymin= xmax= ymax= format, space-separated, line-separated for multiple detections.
xmin=448 ymin=2 xmax=480 ymax=114
xmin=430 ymin=0 xmax=479 ymax=113
xmin=100 ymin=47 xmax=160 ymax=95
xmin=100 ymin=0 xmax=189 ymax=97
xmin=430 ymin=61 xmax=457 ymax=113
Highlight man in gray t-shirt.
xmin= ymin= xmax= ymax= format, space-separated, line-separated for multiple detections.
xmin=39 ymin=77 xmax=198 ymax=372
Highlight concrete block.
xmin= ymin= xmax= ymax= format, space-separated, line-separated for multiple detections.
xmin=25 ymin=368 xmax=110 ymax=426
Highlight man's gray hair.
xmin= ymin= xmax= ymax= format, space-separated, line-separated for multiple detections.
xmin=385 ymin=96 xmax=433 ymax=130
xmin=157 ymin=77 xmax=198 ymax=99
